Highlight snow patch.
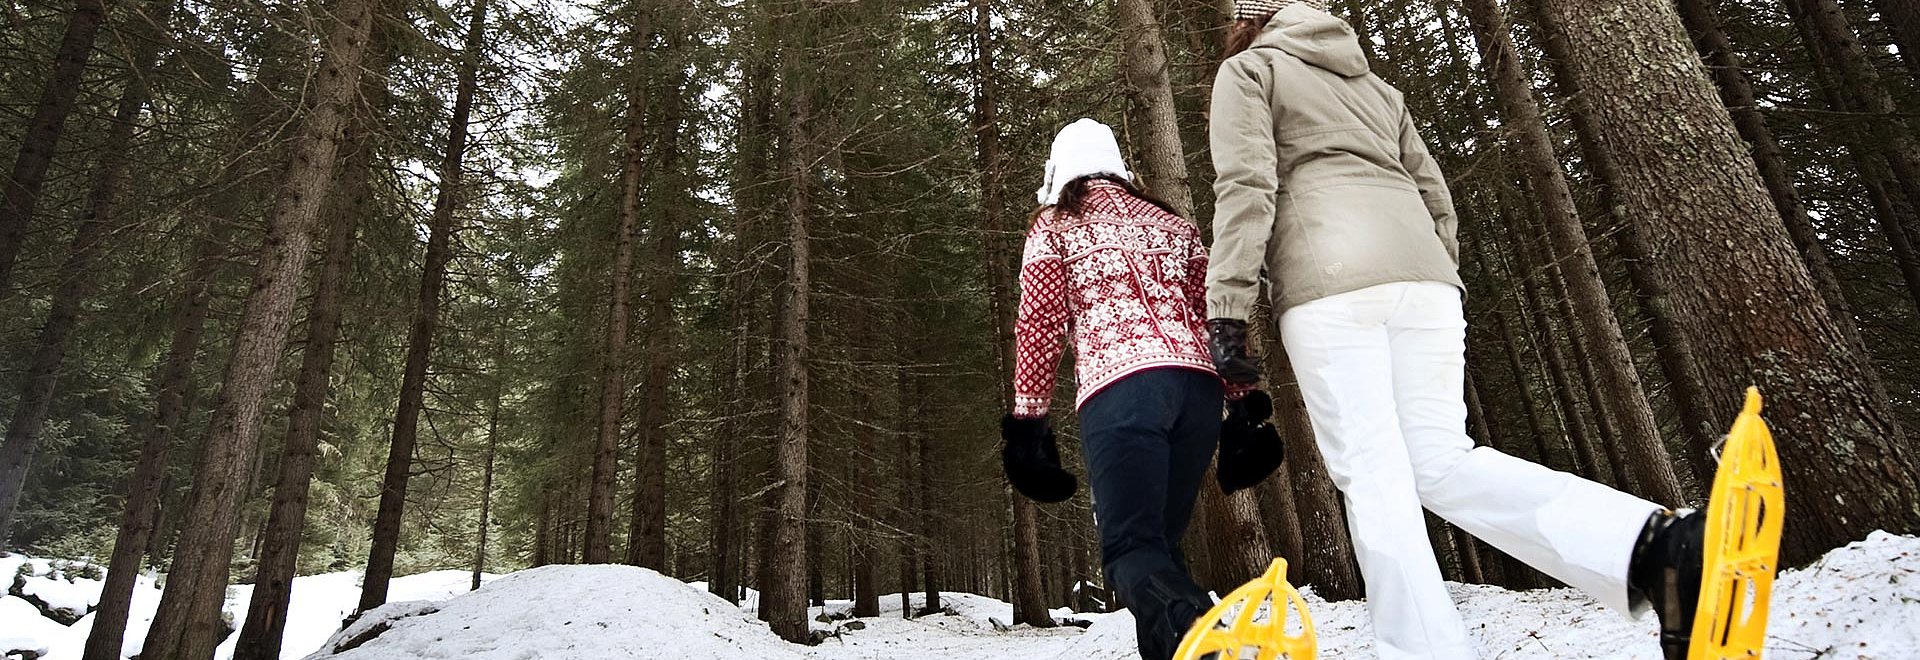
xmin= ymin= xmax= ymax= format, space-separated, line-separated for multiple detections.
xmin=2 ymin=594 xmax=74 ymax=659
xmin=299 ymin=565 xmax=809 ymax=659
xmin=12 ymin=532 xmax=1920 ymax=659
xmin=18 ymin=573 xmax=103 ymax=622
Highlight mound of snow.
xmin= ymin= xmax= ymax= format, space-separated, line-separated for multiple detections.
xmin=2 ymin=594 xmax=73 ymax=658
xmin=300 ymin=565 xmax=809 ymax=659
xmin=219 ymin=569 xmax=494 ymax=660
xmin=19 ymin=572 xmax=103 ymax=622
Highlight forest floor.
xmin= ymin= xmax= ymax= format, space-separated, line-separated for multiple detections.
xmin=5 ymin=531 xmax=1918 ymax=660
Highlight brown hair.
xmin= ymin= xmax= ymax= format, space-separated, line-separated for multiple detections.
xmin=1223 ymin=17 xmax=1268 ymax=61
xmin=1031 ymin=175 xmax=1182 ymax=225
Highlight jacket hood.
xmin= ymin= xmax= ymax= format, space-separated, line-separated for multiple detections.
xmin=1251 ymin=5 xmax=1370 ymax=78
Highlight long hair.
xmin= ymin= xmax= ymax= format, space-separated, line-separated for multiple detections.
xmin=1031 ymin=174 xmax=1181 ymax=225
xmin=1223 ymin=17 xmax=1268 ymax=61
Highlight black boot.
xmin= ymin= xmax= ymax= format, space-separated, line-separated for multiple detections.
xmin=1628 ymin=509 xmax=1706 ymax=660
xmin=1134 ymin=570 xmax=1215 ymax=660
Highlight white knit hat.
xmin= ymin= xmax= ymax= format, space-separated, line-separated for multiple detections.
xmin=1234 ymin=0 xmax=1329 ymax=21
xmin=1036 ymin=118 xmax=1131 ymax=206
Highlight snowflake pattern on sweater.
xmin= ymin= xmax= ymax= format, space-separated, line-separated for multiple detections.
xmin=1012 ymin=182 xmax=1219 ymax=417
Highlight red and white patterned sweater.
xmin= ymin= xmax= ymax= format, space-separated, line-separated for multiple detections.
xmin=1011 ymin=182 xmax=1219 ymax=418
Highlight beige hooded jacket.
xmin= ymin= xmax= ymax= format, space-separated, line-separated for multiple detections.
xmin=1205 ymin=4 xmax=1462 ymax=319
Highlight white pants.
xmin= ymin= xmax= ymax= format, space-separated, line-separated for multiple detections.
xmin=1280 ymin=281 xmax=1661 ymax=660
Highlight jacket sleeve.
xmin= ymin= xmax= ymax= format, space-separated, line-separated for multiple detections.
xmin=1011 ymin=217 xmax=1070 ymax=418
xmin=1397 ymin=107 xmax=1459 ymax=265
xmin=1206 ymin=55 xmax=1279 ymax=322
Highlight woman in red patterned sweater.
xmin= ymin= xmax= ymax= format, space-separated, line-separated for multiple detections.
xmin=1000 ymin=119 xmax=1283 ymax=660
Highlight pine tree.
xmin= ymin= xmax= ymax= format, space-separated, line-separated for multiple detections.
xmin=138 ymin=0 xmax=384 ymax=652
xmin=1536 ymin=0 xmax=1920 ymax=563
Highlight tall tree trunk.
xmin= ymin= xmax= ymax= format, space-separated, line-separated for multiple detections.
xmin=0 ymin=0 xmax=112 ymax=299
xmin=230 ymin=85 xmax=379 ymax=660
xmin=762 ymin=12 xmax=815 ymax=638
xmin=585 ymin=2 xmax=653 ymax=568
xmin=914 ymin=381 xmax=942 ymax=613
xmin=0 ymin=13 xmax=152 ymax=541
xmin=139 ymin=0 xmax=381 ymax=652
xmin=1502 ymin=195 xmax=1608 ymax=483
xmin=533 ymin=498 xmax=554 ymax=567
xmin=1784 ymin=0 xmax=1920 ymax=316
xmin=1672 ymin=0 xmax=1860 ymax=337
xmin=1544 ymin=231 xmax=1635 ymax=489
xmin=805 ymin=484 xmax=824 ymax=607
xmin=851 ymin=440 xmax=880 ymax=617
xmin=84 ymin=231 xmax=220 ymax=660
xmin=1461 ymin=0 xmax=1682 ymax=503
xmin=1201 ymin=462 xmax=1273 ymax=590
xmin=84 ymin=58 xmax=258 ymax=651
xmin=1537 ymin=0 xmax=1920 ymax=564
xmin=627 ymin=45 xmax=688 ymax=570
xmin=966 ymin=0 xmax=1051 ymax=629
xmin=1116 ymin=0 xmax=1194 ymax=216
xmin=360 ymin=0 xmax=486 ymax=609
xmin=1256 ymin=473 xmax=1305 ymax=576
xmin=473 ymin=368 xmax=500 ymax=591
xmin=707 ymin=301 xmax=747 ymax=604
xmin=1526 ymin=0 xmax=1723 ymax=483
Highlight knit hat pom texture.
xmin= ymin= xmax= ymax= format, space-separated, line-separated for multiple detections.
xmin=1234 ymin=0 xmax=1329 ymax=21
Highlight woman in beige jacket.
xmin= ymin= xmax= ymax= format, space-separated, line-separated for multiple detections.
xmin=1201 ymin=2 xmax=1725 ymax=659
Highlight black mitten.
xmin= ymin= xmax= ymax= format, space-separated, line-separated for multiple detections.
xmin=1001 ymin=415 xmax=1079 ymax=503
xmin=1217 ymin=391 xmax=1285 ymax=494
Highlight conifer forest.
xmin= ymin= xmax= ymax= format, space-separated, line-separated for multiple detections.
xmin=3 ymin=0 xmax=1920 ymax=656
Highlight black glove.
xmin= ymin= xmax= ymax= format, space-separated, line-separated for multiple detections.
xmin=1207 ymin=318 xmax=1263 ymax=385
xmin=1002 ymin=415 xmax=1079 ymax=503
xmin=1217 ymin=391 xmax=1284 ymax=494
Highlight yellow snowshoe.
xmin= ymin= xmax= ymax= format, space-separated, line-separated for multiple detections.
xmin=1689 ymin=388 xmax=1785 ymax=659
xmin=1172 ymin=558 xmax=1316 ymax=660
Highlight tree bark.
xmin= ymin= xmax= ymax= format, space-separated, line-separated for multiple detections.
xmin=1461 ymin=0 xmax=1682 ymax=504
xmin=762 ymin=13 xmax=815 ymax=638
xmin=1527 ymin=0 xmax=1724 ymax=483
xmin=1537 ymin=0 xmax=1920 ymax=564
xmin=139 ymin=0 xmax=381 ymax=652
xmin=1202 ymin=462 xmax=1274 ymax=590
xmin=1116 ymin=0 xmax=1194 ymax=217
xmin=230 ymin=75 xmax=380 ymax=659
xmin=0 ymin=0 xmax=112 ymax=299
xmin=1671 ymin=0 xmax=1860 ymax=337
xmin=0 ymin=11 xmax=152 ymax=542
xmin=914 ymin=382 xmax=942 ymax=613
xmin=360 ymin=0 xmax=486 ymax=609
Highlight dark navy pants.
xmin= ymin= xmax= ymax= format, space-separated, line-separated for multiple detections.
xmin=1078 ymin=367 xmax=1222 ymax=660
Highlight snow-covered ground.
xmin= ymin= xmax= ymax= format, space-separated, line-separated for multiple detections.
xmin=8 ymin=531 xmax=1919 ymax=659
xmin=2 ymin=551 xmax=493 ymax=660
